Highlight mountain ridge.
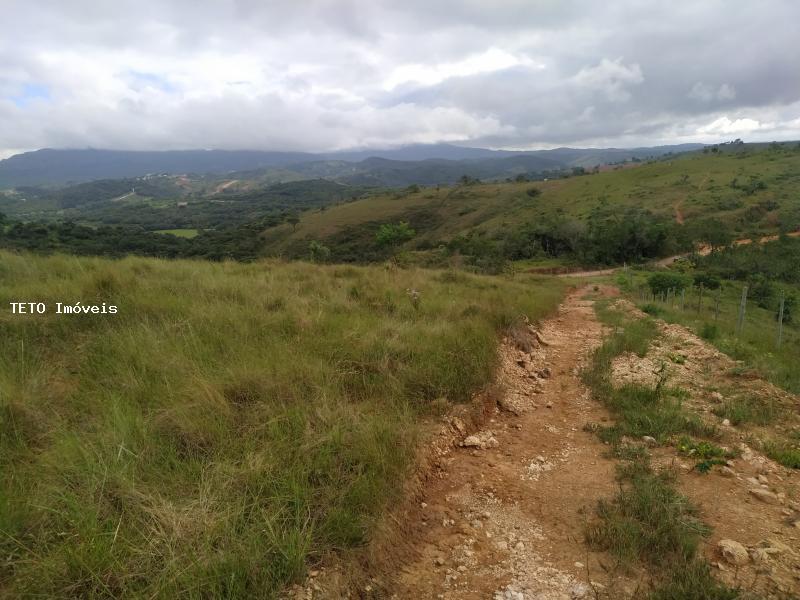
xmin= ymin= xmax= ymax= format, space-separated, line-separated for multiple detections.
xmin=0 ymin=143 xmax=705 ymax=187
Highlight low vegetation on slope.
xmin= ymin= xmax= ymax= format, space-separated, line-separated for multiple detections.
xmin=0 ymin=251 xmax=564 ymax=597
xmin=583 ymin=300 xmax=739 ymax=599
xmin=264 ymin=144 xmax=800 ymax=269
xmin=623 ymin=236 xmax=800 ymax=394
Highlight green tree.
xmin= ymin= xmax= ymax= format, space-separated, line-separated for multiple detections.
xmin=308 ymin=240 xmax=331 ymax=263
xmin=750 ymin=274 xmax=775 ymax=309
xmin=693 ymin=273 xmax=721 ymax=290
xmin=648 ymin=272 xmax=690 ymax=296
xmin=375 ymin=221 xmax=416 ymax=250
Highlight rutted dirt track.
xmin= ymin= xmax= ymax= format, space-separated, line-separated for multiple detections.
xmin=288 ymin=286 xmax=800 ymax=599
xmin=389 ymin=287 xmax=624 ymax=599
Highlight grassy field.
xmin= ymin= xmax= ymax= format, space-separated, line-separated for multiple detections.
xmin=0 ymin=251 xmax=565 ymax=598
xmin=263 ymin=145 xmax=800 ymax=257
xmin=154 ymin=228 xmax=201 ymax=238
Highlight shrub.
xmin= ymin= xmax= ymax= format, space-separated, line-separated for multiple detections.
xmin=648 ymin=272 xmax=690 ymax=296
xmin=700 ymin=323 xmax=719 ymax=340
xmin=693 ymin=273 xmax=721 ymax=290
xmin=749 ymin=274 xmax=775 ymax=309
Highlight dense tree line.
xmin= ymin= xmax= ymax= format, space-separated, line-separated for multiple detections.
xmin=449 ymin=208 xmax=687 ymax=271
xmin=0 ymin=213 xmax=266 ymax=261
xmin=695 ymin=236 xmax=800 ymax=284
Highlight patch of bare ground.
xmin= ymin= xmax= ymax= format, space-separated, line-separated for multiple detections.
xmin=606 ymin=298 xmax=800 ymax=598
xmin=367 ymin=285 xmax=640 ymax=600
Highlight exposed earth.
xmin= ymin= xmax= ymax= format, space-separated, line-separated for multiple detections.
xmin=287 ymin=286 xmax=800 ymax=599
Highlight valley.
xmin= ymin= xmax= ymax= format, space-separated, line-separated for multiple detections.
xmin=2 ymin=138 xmax=799 ymax=600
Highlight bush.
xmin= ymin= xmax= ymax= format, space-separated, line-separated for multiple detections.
xmin=750 ymin=274 xmax=775 ymax=309
xmin=648 ymin=272 xmax=690 ymax=296
xmin=693 ymin=273 xmax=720 ymax=290
xmin=700 ymin=323 xmax=719 ymax=340
xmin=641 ymin=304 xmax=662 ymax=316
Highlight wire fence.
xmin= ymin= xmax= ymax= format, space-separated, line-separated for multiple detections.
xmin=635 ymin=283 xmax=788 ymax=349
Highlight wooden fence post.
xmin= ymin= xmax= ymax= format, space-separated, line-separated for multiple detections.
xmin=736 ymin=285 xmax=748 ymax=336
xmin=697 ymin=283 xmax=704 ymax=313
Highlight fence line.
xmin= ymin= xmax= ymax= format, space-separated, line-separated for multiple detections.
xmin=638 ymin=281 xmax=788 ymax=349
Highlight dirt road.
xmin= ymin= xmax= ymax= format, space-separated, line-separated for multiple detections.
xmin=389 ymin=287 xmax=626 ymax=599
xmin=288 ymin=286 xmax=800 ymax=599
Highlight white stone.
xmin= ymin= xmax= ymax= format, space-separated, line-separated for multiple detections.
xmin=718 ymin=539 xmax=749 ymax=566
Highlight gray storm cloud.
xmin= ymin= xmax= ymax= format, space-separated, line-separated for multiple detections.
xmin=1 ymin=0 xmax=799 ymax=157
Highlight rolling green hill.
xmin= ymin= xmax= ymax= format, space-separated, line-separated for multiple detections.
xmin=262 ymin=143 xmax=800 ymax=267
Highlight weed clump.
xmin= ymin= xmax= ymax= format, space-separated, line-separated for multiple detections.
xmin=763 ymin=440 xmax=800 ymax=469
xmin=713 ymin=395 xmax=780 ymax=426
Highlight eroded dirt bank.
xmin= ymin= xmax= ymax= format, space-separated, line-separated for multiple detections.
xmin=287 ymin=287 xmax=800 ymax=599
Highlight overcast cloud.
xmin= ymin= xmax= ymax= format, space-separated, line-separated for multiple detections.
xmin=1 ymin=0 xmax=799 ymax=157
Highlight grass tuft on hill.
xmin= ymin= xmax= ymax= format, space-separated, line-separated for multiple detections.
xmin=0 ymin=251 xmax=564 ymax=598
xmin=583 ymin=298 xmax=740 ymax=598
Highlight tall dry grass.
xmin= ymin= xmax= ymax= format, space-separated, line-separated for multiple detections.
xmin=0 ymin=252 xmax=564 ymax=597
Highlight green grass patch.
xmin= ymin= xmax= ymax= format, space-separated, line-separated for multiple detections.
xmin=587 ymin=460 xmax=710 ymax=565
xmin=713 ymin=395 xmax=780 ymax=426
xmin=154 ymin=228 xmax=200 ymax=238
xmin=763 ymin=440 xmax=800 ymax=469
xmin=0 ymin=251 xmax=565 ymax=597
xmin=584 ymin=302 xmax=740 ymax=598
xmin=582 ymin=310 xmax=715 ymax=444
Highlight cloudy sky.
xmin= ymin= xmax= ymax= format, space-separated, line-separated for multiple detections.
xmin=2 ymin=0 xmax=799 ymax=158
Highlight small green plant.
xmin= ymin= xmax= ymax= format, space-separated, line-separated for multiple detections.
xmin=676 ymin=436 xmax=734 ymax=473
xmin=699 ymin=322 xmax=719 ymax=341
xmin=676 ymin=436 xmax=727 ymax=459
xmin=667 ymin=352 xmax=686 ymax=365
xmin=641 ymin=303 xmax=662 ymax=316
xmin=763 ymin=440 xmax=800 ymax=469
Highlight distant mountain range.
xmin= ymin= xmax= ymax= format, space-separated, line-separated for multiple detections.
xmin=0 ymin=143 xmax=705 ymax=188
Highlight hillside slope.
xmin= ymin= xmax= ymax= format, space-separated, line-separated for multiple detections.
xmin=262 ymin=144 xmax=800 ymax=265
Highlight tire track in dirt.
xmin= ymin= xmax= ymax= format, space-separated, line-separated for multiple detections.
xmin=388 ymin=286 xmax=630 ymax=599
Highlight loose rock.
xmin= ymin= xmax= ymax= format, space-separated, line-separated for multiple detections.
xmin=718 ymin=539 xmax=750 ymax=566
xmin=462 ymin=435 xmax=482 ymax=448
xmin=749 ymin=488 xmax=781 ymax=505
